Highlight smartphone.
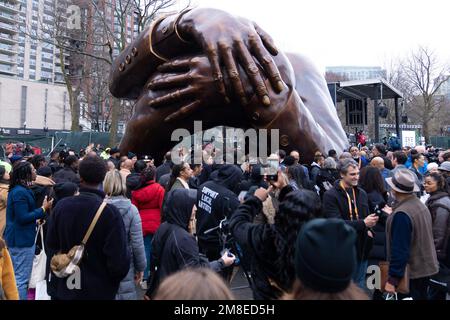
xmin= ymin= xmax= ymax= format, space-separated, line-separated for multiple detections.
xmin=267 ymin=159 xmax=278 ymax=181
xmin=260 ymin=160 xmax=278 ymax=181
xmin=238 ymin=191 xmax=247 ymax=202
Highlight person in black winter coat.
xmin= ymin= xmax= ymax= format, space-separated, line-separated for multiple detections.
xmin=146 ymin=189 xmax=235 ymax=298
xmin=358 ymin=166 xmax=390 ymax=299
xmin=359 ymin=166 xmax=389 ymax=265
xmin=239 ymin=164 xmax=269 ymax=192
xmin=155 ymin=152 xmax=173 ymax=182
xmin=46 ymin=155 xmax=130 ymax=300
xmin=316 ymin=157 xmax=340 ymax=199
xmin=196 ymin=164 xmax=243 ymax=262
xmin=229 ymin=174 xmax=322 ymax=300
xmin=52 ymin=155 xmax=80 ymax=185
xmin=322 ymin=159 xmax=379 ymax=290
xmin=125 ymin=160 xmax=147 ymax=198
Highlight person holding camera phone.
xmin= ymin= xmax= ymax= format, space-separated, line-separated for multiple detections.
xmin=229 ymin=169 xmax=322 ymax=299
xmin=4 ymin=162 xmax=53 ymax=300
xmin=145 ymin=189 xmax=235 ymax=299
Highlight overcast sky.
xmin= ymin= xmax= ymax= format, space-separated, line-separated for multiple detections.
xmin=176 ymin=0 xmax=450 ymax=73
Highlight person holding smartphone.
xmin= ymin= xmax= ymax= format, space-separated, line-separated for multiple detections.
xmin=229 ymin=170 xmax=322 ymax=299
xmin=4 ymin=161 xmax=53 ymax=300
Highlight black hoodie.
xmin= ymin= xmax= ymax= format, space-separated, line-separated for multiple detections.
xmin=196 ymin=165 xmax=243 ymax=257
xmin=148 ymin=189 xmax=224 ymax=296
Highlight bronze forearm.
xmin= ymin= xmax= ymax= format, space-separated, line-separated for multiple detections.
xmin=109 ymin=13 xmax=198 ymax=99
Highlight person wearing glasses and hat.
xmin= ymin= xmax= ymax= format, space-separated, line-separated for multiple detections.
xmin=384 ymin=169 xmax=438 ymax=300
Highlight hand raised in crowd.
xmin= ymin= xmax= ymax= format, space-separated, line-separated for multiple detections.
xmin=254 ymin=187 xmax=269 ymax=202
xmin=364 ymin=213 xmax=378 ymax=228
xmin=384 ymin=282 xmax=396 ymax=294
xmin=178 ymin=8 xmax=284 ymax=106
xmin=220 ymin=251 xmax=236 ymax=267
xmin=269 ymin=169 xmax=288 ymax=190
xmin=42 ymin=195 xmax=53 ymax=212
xmin=382 ymin=205 xmax=393 ymax=215
xmin=134 ymin=271 xmax=144 ymax=285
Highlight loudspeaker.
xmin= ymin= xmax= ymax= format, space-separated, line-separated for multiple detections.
xmin=401 ymin=115 xmax=408 ymax=123
xmin=378 ymin=105 xmax=389 ymax=118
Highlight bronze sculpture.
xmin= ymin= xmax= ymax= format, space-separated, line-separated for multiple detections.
xmin=109 ymin=8 xmax=348 ymax=164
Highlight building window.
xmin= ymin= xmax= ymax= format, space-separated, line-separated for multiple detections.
xmin=345 ymin=99 xmax=367 ymax=126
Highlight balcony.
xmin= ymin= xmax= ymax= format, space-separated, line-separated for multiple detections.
xmin=0 ymin=33 xmax=17 ymax=44
xmin=0 ymin=53 xmax=15 ymax=64
xmin=54 ymin=75 xmax=65 ymax=83
xmin=0 ymin=43 xmax=15 ymax=54
xmin=0 ymin=2 xmax=20 ymax=14
xmin=0 ymin=10 xmax=17 ymax=23
xmin=0 ymin=22 xmax=16 ymax=34
xmin=0 ymin=64 xmax=16 ymax=75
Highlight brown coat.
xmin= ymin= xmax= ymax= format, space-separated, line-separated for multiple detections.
xmin=386 ymin=195 xmax=439 ymax=279
xmin=0 ymin=183 xmax=8 ymax=237
xmin=0 ymin=245 xmax=19 ymax=300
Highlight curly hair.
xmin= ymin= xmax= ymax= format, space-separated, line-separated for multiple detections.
xmin=272 ymin=189 xmax=322 ymax=291
xmin=425 ymin=171 xmax=448 ymax=194
xmin=9 ymin=161 xmax=33 ymax=190
xmin=140 ymin=165 xmax=156 ymax=184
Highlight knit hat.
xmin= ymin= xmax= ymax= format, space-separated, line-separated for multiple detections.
xmin=53 ymin=182 xmax=78 ymax=202
xmin=295 ymin=218 xmax=357 ymax=293
xmin=37 ymin=166 xmax=52 ymax=177
xmin=438 ymin=161 xmax=450 ymax=172
xmin=10 ymin=155 xmax=23 ymax=164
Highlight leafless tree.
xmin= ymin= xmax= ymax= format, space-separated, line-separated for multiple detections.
xmin=22 ymin=0 xmax=178 ymax=145
xmin=399 ymin=46 xmax=449 ymax=142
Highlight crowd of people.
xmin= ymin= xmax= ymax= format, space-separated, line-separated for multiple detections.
xmin=0 ymin=142 xmax=450 ymax=301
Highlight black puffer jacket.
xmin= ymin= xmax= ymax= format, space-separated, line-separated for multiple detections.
xmin=366 ymin=191 xmax=388 ymax=264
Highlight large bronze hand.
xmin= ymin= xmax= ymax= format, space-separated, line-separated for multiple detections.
xmin=146 ymin=56 xmax=231 ymax=122
xmin=177 ymin=8 xmax=284 ymax=106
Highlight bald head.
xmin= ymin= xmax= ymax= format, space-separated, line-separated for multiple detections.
xmin=370 ymin=157 xmax=385 ymax=170
xmin=290 ymin=151 xmax=300 ymax=164
xmin=121 ymin=159 xmax=133 ymax=171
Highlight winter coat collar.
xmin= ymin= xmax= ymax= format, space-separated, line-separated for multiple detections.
xmin=427 ymin=191 xmax=450 ymax=204
xmin=79 ymin=186 xmax=106 ymax=199
xmin=34 ymin=175 xmax=55 ymax=186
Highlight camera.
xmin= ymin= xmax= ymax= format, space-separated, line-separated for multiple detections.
xmin=373 ymin=205 xmax=384 ymax=218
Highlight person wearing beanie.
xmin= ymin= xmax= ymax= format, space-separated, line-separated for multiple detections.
xmin=52 ymin=155 xmax=80 ymax=185
xmin=52 ymin=182 xmax=78 ymax=207
xmin=283 ymin=218 xmax=368 ymax=300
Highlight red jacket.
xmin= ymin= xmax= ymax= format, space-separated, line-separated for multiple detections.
xmin=131 ymin=181 xmax=165 ymax=236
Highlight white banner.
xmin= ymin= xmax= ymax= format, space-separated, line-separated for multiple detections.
xmin=402 ymin=130 xmax=416 ymax=147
